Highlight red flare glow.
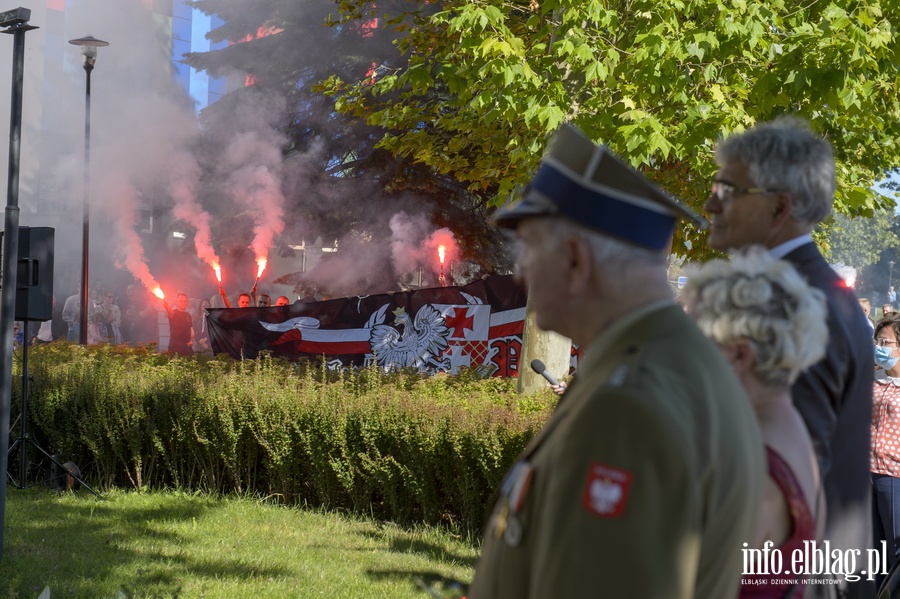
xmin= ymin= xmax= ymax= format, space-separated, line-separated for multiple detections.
xmin=213 ymin=263 xmax=222 ymax=283
xmin=153 ymin=287 xmax=165 ymax=299
xmin=438 ymin=245 xmax=446 ymax=265
xmin=256 ymin=258 xmax=267 ymax=279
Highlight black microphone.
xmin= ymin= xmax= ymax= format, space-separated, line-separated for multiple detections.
xmin=530 ymin=359 xmax=560 ymax=386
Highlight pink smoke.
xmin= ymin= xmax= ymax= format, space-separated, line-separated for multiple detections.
xmin=389 ymin=212 xmax=460 ymax=277
xmin=106 ymin=177 xmax=161 ymax=292
xmin=389 ymin=212 xmax=432 ymax=273
xmin=224 ymin=132 xmax=286 ymax=278
xmin=169 ymin=152 xmax=222 ymax=282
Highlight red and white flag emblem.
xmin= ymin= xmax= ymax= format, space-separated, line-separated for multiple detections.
xmin=582 ymin=462 xmax=633 ymax=518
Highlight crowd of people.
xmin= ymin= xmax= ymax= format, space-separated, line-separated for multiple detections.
xmin=469 ymin=116 xmax=882 ymax=599
xmin=31 ymin=285 xmax=304 ymax=356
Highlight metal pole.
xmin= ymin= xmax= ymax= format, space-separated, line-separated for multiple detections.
xmin=0 ymin=14 xmax=37 ymax=561
xmin=78 ymin=62 xmax=92 ymax=345
xmin=17 ymin=326 xmax=27 ymax=482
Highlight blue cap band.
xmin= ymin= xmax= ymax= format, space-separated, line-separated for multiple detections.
xmin=529 ymin=162 xmax=676 ymax=250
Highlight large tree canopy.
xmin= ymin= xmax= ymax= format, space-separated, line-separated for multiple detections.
xmin=323 ymin=0 xmax=900 ymax=255
xmin=827 ymin=204 xmax=900 ymax=272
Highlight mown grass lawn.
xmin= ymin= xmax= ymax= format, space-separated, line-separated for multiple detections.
xmin=0 ymin=488 xmax=478 ymax=598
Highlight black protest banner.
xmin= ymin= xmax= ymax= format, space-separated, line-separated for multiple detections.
xmin=207 ymin=274 xmax=527 ymax=377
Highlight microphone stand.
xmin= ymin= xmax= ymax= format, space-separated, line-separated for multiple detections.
xmin=7 ymin=324 xmax=99 ymax=497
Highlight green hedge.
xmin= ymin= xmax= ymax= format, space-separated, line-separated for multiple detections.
xmin=13 ymin=343 xmax=555 ymax=533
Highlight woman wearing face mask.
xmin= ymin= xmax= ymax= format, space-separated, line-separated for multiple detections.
xmin=872 ymin=315 xmax=900 ymax=582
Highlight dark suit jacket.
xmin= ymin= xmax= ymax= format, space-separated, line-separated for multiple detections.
xmin=784 ymin=242 xmax=875 ymax=598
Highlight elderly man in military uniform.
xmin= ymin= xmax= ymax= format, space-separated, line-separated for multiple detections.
xmin=468 ymin=124 xmax=766 ymax=598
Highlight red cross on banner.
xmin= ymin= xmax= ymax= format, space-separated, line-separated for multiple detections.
xmin=445 ymin=306 xmax=475 ymax=338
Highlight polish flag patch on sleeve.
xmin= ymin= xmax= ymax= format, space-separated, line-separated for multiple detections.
xmin=582 ymin=462 xmax=633 ymax=518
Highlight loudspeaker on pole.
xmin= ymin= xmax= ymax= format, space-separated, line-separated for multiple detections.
xmin=0 ymin=226 xmax=54 ymax=321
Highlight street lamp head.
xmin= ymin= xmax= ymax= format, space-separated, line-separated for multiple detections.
xmin=68 ymin=35 xmax=109 ymax=66
xmin=0 ymin=7 xmax=29 ymax=28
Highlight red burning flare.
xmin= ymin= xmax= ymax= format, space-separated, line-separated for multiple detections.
xmin=256 ymin=258 xmax=267 ymax=279
xmin=437 ymin=245 xmax=447 ymax=286
xmin=153 ymin=287 xmax=165 ymax=300
xmin=213 ymin=263 xmax=222 ymax=284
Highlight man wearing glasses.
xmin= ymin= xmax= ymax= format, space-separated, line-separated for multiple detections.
xmin=706 ymin=117 xmax=874 ymax=598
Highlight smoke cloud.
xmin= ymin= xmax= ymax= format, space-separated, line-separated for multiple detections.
xmin=223 ymin=130 xmax=286 ymax=266
xmin=169 ymin=149 xmax=221 ymax=275
xmin=389 ymin=212 xmax=460 ymax=282
xmin=832 ymin=263 xmax=857 ymax=289
xmin=105 ymin=174 xmax=160 ymax=292
xmin=0 ymin=0 xmax=480 ymax=310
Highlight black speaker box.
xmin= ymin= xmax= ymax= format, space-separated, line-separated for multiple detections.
xmin=1 ymin=226 xmax=54 ymax=321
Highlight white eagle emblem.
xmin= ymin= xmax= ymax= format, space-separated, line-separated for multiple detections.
xmin=369 ymin=305 xmax=449 ymax=370
xmin=589 ymin=478 xmax=623 ymax=514
xmin=259 ymin=316 xmax=321 ymax=333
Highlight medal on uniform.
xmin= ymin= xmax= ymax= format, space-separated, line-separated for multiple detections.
xmin=504 ymin=514 xmax=523 ymax=546
xmin=508 ymin=462 xmax=534 ymax=512
xmin=493 ymin=501 xmax=509 ymax=539
xmin=496 ymin=461 xmax=535 ymax=547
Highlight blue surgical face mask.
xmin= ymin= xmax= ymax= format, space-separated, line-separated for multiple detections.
xmin=875 ymin=345 xmax=899 ymax=370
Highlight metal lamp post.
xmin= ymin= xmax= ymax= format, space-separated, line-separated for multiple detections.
xmin=68 ymin=35 xmax=108 ymax=345
xmin=0 ymin=5 xmax=37 ymax=561
xmin=890 ymin=261 xmax=895 ymax=294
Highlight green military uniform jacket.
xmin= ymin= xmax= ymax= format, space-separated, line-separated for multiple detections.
xmin=469 ymin=302 xmax=766 ymax=598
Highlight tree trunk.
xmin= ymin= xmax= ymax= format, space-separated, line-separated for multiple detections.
xmin=517 ymin=295 xmax=571 ymax=394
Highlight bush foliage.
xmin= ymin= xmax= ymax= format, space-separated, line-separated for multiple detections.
xmin=13 ymin=343 xmax=555 ymax=533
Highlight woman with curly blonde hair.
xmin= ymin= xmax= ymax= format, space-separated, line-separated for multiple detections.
xmin=684 ymin=246 xmax=827 ymax=598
